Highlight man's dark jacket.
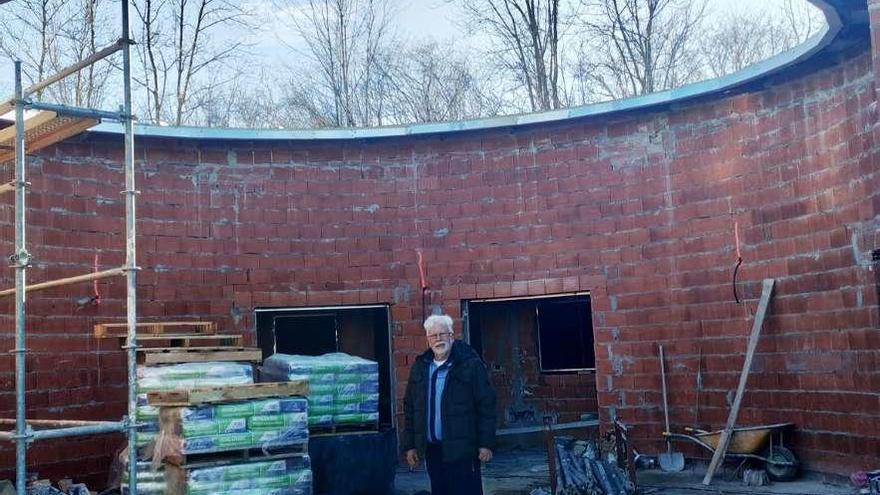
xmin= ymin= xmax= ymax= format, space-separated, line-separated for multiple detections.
xmin=401 ymin=340 xmax=496 ymax=463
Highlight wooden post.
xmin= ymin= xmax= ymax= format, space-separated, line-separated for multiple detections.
xmin=702 ymin=278 xmax=775 ymax=485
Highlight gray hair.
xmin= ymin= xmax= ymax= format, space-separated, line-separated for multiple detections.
xmin=423 ymin=314 xmax=454 ymax=333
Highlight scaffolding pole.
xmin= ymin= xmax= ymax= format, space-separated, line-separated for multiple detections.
xmin=0 ymin=421 xmax=126 ymax=442
xmin=4 ymin=1 xmax=138 ymax=493
xmin=13 ymin=59 xmax=28 ymax=495
xmin=121 ymin=1 xmax=140 ymax=492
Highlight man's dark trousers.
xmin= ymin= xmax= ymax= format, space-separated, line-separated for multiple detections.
xmin=425 ymin=443 xmax=483 ymax=495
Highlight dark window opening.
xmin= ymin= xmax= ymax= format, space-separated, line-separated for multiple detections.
xmin=537 ymin=298 xmax=595 ymax=372
xmin=466 ymin=294 xmax=595 ymax=374
xmin=255 ymin=305 xmax=394 ymax=428
xmin=273 ymin=313 xmax=338 ymax=356
xmin=463 ymin=293 xmax=598 ymax=430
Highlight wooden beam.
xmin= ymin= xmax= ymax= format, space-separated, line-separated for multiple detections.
xmin=147 ymin=381 xmax=309 ymax=406
xmin=702 ymin=279 xmax=775 ymax=485
xmin=94 ymin=320 xmax=216 ymax=338
xmin=0 ymin=266 xmax=125 ymax=297
xmin=0 ymin=181 xmax=15 ymax=195
xmin=0 ymin=116 xmax=98 ymax=164
xmin=0 ymin=111 xmax=57 ymax=143
xmin=21 ymin=117 xmax=97 ymax=153
xmin=140 ymin=348 xmax=262 ymax=365
xmin=0 ymin=99 xmax=12 ymax=118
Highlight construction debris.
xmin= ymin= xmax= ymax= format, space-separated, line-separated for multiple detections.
xmin=742 ymin=468 xmax=769 ymax=487
xmin=549 ymin=436 xmax=634 ymax=495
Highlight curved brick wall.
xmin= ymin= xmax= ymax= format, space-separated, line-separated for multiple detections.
xmin=1 ymin=1 xmax=878 ymax=484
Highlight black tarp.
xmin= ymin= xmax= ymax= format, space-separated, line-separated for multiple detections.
xmin=308 ymin=428 xmax=398 ymax=495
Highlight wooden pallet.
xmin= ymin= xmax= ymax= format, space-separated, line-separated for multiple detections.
xmin=310 ymin=421 xmax=380 ymax=436
xmin=122 ymin=333 xmax=244 ymax=349
xmin=148 ymin=381 xmax=309 ymax=407
xmin=94 ymin=321 xmax=216 ymax=338
xmin=164 ymin=441 xmax=308 ymax=468
xmin=137 ymin=347 xmax=262 ymax=365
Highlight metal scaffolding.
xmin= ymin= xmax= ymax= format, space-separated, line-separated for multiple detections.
xmin=0 ymin=1 xmax=139 ymax=494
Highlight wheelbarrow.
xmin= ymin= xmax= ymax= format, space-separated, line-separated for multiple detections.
xmin=663 ymin=423 xmax=799 ymax=481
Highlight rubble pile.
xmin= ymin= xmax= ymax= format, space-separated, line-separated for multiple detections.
xmin=551 ymin=437 xmax=634 ymax=495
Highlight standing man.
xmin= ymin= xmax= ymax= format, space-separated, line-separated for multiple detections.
xmin=402 ymin=314 xmax=497 ymax=495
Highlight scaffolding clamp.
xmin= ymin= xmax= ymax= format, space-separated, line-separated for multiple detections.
xmin=122 ymin=416 xmax=138 ymax=430
xmin=12 ymin=425 xmax=35 ymax=444
xmin=8 ymin=250 xmax=32 ymax=269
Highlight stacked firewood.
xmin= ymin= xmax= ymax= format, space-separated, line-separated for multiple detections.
xmin=552 ymin=436 xmax=634 ymax=495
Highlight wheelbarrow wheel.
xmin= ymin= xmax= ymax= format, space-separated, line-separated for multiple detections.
xmin=764 ymin=445 xmax=799 ymax=481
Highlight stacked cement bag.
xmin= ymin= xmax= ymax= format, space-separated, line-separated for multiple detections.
xmin=262 ymin=353 xmax=379 ymax=427
xmin=136 ymin=362 xmax=254 ymax=447
xmin=155 ymin=397 xmax=309 ymax=462
xmin=165 ymin=455 xmax=312 ymax=495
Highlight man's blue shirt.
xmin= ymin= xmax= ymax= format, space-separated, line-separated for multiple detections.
xmin=427 ymin=359 xmax=451 ymax=443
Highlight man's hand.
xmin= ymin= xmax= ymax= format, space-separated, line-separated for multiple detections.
xmin=406 ymin=449 xmax=420 ymax=469
xmin=478 ymin=448 xmax=493 ymax=463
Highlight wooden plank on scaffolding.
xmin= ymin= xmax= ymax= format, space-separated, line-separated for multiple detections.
xmin=0 ymin=110 xmax=57 ymax=142
xmin=0 ymin=181 xmax=15 ymax=194
xmin=0 ymin=267 xmax=124 ymax=297
xmin=0 ymin=98 xmax=12 ymax=118
xmin=139 ymin=348 xmax=262 ymax=365
xmin=0 ymin=114 xmax=98 ymax=164
xmin=702 ymin=278 xmax=775 ymax=486
xmin=94 ymin=320 xmax=216 ymax=338
xmin=147 ymin=380 xmax=309 ymax=406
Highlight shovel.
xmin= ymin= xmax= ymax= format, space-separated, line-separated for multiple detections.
xmin=659 ymin=345 xmax=685 ymax=472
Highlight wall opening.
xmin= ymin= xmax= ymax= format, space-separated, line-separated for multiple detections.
xmin=255 ymin=304 xmax=395 ymax=428
xmin=463 ymin=293 xmax=599 ymax=433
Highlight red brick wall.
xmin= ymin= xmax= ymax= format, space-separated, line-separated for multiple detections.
xmin=0 ymin=21 xmax=878 ymax=486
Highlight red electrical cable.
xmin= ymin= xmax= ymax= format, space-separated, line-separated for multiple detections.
xmin=93 ymin=253 xmax=101 ymax=304
xmin=733 ymin=221 xmax=743 ymax=304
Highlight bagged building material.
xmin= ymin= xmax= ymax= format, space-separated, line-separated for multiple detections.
xmin=154 ymin=397 xmax=308 ymax=467
xmin=121 ymin=461 xmax=166 ymax=495
xmin=261 ymin=353 xmax=378 ymax=427
xmin=164 ymin=455 xmax=312 ymax=495
xmin=136 ymin=362 xmax=254 ymax=447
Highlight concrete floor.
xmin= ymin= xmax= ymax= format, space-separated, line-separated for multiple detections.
xmin=394 ymin=448 xmax=855 ymax=495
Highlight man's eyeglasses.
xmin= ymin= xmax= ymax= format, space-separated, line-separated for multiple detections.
xmin=426 ymin=332 xmax=453 ymax=341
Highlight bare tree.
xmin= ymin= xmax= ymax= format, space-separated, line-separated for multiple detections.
xmin=384 ymin=41 xmax=505 ymax=123
xmin=700 ymin=1 xmax=824 ymax=79
xmin=0 ymin=0 xmax=69 ymax=96
xmin=131 ymin=0 xmax=253 ymax=125
xmin=0 ymin=0 xmax=118 ymax=106
xmin=453 ymin=0 xmax=565 ymax=112
xmin=277 ymin=0 xmax=397 ymax=127
xmin=578 ymin=0 xmax=706 ymax=100
xmin=48 ymin=0 xmax=116 ymax=107
xmin=777 ymin=0 xmax=824 ymax=46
